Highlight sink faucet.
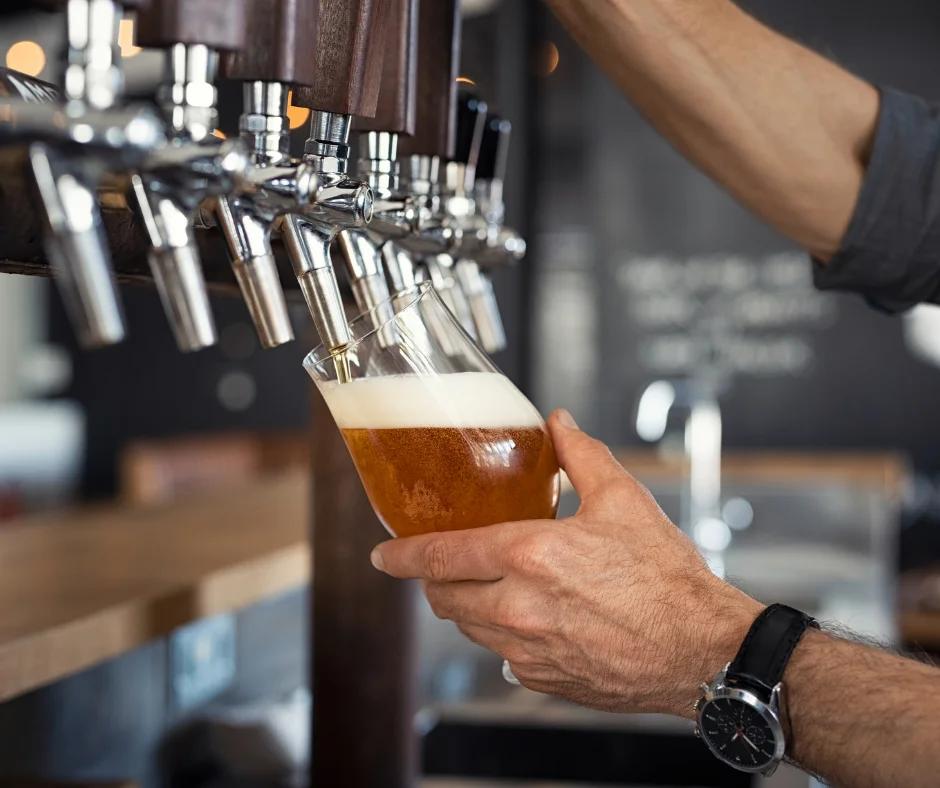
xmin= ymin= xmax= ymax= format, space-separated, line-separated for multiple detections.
xmin=1 ymin=0 xmax=164 ymax=348
xmin=131 ymin=0 xmax=251 ymax=352
xmin=636 ymin=378 xmax=731 ymax=577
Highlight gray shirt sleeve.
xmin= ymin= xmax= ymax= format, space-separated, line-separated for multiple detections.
xmin=812 ymin=87 xmax=940 ymax=313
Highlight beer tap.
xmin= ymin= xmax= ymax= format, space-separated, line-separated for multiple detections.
xmin=473 ymin=113 xmax=526 ymax=267
xmin=0 ymin=0 xmax=164 ymax=348
xmin=130 ymin=0 xmax=250 ymax=352
xmin=276 ymin=0 xmax=393 ymax=364
xmin=449 ymin=105 xmax=524 ymax=353
xmin=392 ymin=0 xmax=479 ymax=338
xmin=214 ymin=0 xmax=325 ymax=349
xmin=337 ymin=0 xmax=419 ymax=326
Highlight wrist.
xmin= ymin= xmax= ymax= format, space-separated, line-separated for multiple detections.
xmin=672 ymin=585 xmax=764 ymax=718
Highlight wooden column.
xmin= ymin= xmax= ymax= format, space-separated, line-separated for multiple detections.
xmin=311 ymin=393 xmax=419 ymax=788
xmin=300 ymin=1 xmax=424 ymax=785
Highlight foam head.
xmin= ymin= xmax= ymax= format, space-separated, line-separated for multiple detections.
xmin=317 ymin=372 xmax=545 ymax=430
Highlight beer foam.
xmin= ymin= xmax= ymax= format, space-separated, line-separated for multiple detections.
xmin=318 ymin=372 xmax=545 ymax=429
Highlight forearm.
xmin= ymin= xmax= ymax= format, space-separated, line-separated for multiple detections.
xmin=785 ymin=629 xmax=940 ymax=786
xmin=545 ymin=0 xmax=880 ymax=259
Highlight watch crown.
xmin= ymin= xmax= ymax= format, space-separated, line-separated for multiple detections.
xmin=693 ymin=725 xmax=701 ymax=738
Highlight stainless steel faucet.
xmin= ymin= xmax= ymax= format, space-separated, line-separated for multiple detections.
xmin=337 ymin=129 xmax=417 ymax=329
xmin=636 ymin=378 xmax=731 ymax=577
xmin=211 ymin=80 xmax=320 ymax=348
xmin=3 ymin=0 xmax=164 ymax=348
xmin=279 ymin=110 xmax=373 ymax=356
xmin=449 ymin=111 xmax=526 ymax=353
xmin=130 ymin=40 xmax=248 ymax=352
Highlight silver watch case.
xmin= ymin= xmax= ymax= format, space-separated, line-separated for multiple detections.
xmin=694 ymin=663 xmax=787 ymax=777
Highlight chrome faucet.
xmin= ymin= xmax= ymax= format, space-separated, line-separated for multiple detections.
xmin=4 ymin=0 xmax=164 ymax=348
xmin=211 ymin=80 xmax=320 ymax=348
xmin=450 ymin=111 xmax=526 ymax=353
xmin=129 ymin=38 xmax=248 ymax=352
xmin=636 ymin=378 xmax=731 ymax=577
xmin=279 ymin=110 xmax=373 ymax=355
xmin=336 ymin=129 xmax=417 ymax=331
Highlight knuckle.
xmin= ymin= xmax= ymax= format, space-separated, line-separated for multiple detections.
xmin=509 ymin=531 xmax=561 ymax=576
xmin=422 ymin=537 xmax=451 ymax=581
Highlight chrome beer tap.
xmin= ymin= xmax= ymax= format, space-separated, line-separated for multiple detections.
xmin=450 ymin=109 xmax=525 ymax=353
xmin=278 ymin=110 xmax=372 ymax=357
xmin=130 ymin=0 xmax=250 ymax=352
xmin=0 ymin=0 xmax=164 ymax=347
xmin=210 ymin=81 xmax=318 ymax=348
xmin=212 ymin=0 xmax=326 ymax=349
xmin=281 ymin=0 xmax=393 ymax=359
xmin=337 ymin=129 xmax=417 ymax=325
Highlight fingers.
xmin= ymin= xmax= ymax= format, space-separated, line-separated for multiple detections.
xmin=547 ymin=409 xmax=631 ymax=502
xmin=371 ymin=523 xmax=516 ymax=581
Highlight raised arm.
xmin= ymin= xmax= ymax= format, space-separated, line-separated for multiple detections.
xmin=544 ymin=0 xmax=880 ymax=261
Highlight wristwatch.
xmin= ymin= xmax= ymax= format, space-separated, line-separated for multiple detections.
xmin=694 ymin=603 xmax=818 ymax=776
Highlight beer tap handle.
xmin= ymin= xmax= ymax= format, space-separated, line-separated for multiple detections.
xmin=131 ymin=0 xmax=249 ymax=352
xmin=134 ymin=0 xmax=245 ymax=50
xmin=290 ymin=0 xmax=390 ymax=118
xmin=222 ymin=0 xmax=316 ymax=87
xmin=476 ymin=111 xmax=525 ymax=265
xmin=397 ymin=0 xmax=460 ymax=160
xmin=452 ymin=89 xmax=487 ymax=193
xmin=271 ymin=0 xmax=392 ymax=360
xmin=477 ymin=113 xmax=512 ymax=186
xmin=356 ymin=0 xmax=417 ymax=136
xmin=214 ymin=0 xmax=325 ymax=349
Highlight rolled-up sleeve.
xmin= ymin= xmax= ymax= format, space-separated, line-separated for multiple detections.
xmin=813 ymin=88 xmax=940 ymax=312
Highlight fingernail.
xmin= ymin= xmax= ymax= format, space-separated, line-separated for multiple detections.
xmin=370 ymin=548 xmax=386 ymax=572
xmin=557 ymin=409 xmax=578 ymax=429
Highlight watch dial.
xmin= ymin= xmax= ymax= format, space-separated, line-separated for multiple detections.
xmin=699 ymin=697 xmax=778 ymax=770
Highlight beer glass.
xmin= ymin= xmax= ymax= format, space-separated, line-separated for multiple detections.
xmin=303 ymin=281 xmax=561 ymax=539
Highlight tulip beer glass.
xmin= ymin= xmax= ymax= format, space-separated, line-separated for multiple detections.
xmin=303 ymin=282 xmax=560 ymax=538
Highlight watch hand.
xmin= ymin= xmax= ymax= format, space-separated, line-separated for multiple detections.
xmin=741 ymin=733 xmax=760 ymax=751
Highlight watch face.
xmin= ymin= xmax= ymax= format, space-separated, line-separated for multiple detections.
xmin=699 ymin=695 xmax=780 ymax=771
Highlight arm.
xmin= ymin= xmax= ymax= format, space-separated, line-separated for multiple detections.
xmin=372 ymin=411 xmax=940 ymax=787
xmin=544 ymin=0 xmax=880 ymax=261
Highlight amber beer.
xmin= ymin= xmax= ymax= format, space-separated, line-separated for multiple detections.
xmin=318 ymin=371 xmax=561 ymax=537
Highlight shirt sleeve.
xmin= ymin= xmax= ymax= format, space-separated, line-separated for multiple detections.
xmin=812 ymin=87 xmax=940 ymax=313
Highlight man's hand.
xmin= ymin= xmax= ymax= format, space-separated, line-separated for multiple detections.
xmin=371 ymin=410 xmax=762 ymax=717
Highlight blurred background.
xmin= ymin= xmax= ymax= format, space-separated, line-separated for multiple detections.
xmin=2 ymin=1 xmax=940 ymax=787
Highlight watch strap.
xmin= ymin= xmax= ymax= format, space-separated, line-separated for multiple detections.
xmin=727 ymin=603 xmax=818 ymax=697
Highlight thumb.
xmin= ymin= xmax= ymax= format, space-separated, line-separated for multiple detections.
xmin=547 ymin=409 xmax=631 ymax=502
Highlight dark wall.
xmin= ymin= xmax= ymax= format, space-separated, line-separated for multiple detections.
xmin=529 ymin=0 xmax=940 ymax=471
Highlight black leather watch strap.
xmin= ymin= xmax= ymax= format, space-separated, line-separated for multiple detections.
xmin=727 ymin=603 xmax=818 ymax=698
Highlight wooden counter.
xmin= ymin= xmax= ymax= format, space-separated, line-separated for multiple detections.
xmin=0 ymin=470 xmax=310 ymax=702
xmin=0 ymin=448 xmax=912 ymax=701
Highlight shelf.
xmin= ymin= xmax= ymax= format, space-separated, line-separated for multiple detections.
xmin=0 ymin=470 xmax=310 ymax=702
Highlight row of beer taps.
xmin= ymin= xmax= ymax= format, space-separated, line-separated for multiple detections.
xmin=0 ymin=0 xmax=524 ymax=359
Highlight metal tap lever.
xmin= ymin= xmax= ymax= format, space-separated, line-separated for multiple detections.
xmin=285 ymin=0 xmax=389 ymax=358
xmin=2 ymin=0 xmax=157 ymax=347
xmin=132 ymin=0 xmax=248 ymax=351
xmin=214 ymin=0 xmax=321 ymax=348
